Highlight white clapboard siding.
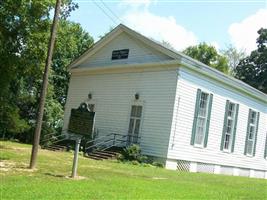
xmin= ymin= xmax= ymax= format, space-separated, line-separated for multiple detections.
xmin=167 ymin=68 xmax=267 ymax=171
xmin=63 ymin=70 xmax=177 ymax=158
xmin=78 ymin=32 xmax=172 ymax=68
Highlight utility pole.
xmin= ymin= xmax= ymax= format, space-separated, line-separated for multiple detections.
xmin=30 ymin=0 xmax=61 ymax=169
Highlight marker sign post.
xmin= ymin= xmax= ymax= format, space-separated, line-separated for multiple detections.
xmin=68 ymin=103 xmax=95 ymax=178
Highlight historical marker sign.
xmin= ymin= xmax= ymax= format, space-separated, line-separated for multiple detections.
xmin=68 ymin=103 xmax=95 ymax=136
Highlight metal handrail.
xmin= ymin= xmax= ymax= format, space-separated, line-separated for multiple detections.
xmin=41 ymin=133 xmax=67 ymax=143
xmin=84 ymin=133 xmax=141 ymax=153
xmin=84 ymin=133 xmax=114 ymax=145
xmin=85 ymin=138 xmax=114 ymax=151
xmin=41 ymin=129 xmax=68 ymax=140
xmin=42 ymin=137 xmax=68 ymax=147
xmin=100 ymin=135 xmax=140 ymax=151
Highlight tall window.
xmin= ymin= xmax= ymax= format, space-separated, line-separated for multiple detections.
xmin=244 ymin=109 xmax=260 ymax=156
xmin=128 ymin=105 xmax=142 ymax=144
xmin=191 ymin=89 xmax=213 ymax=147
xmin=264 ymin=134 xmax=267 ymax=159
xmin=221 ymin=100 xmax=239 ymax=152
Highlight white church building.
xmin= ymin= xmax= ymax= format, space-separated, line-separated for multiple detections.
xmin=63 ymin=24 xmax=267 ymax=179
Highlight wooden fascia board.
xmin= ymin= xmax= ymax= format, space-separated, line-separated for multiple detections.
xmin=70 ymin=60 xmax=180 ymax=75
xmin=68 ymin=28 xmax=123 ymax=70
xmin=179 ymin=61 xmax=267 ymax=104
xmin=120 ymin=25 xmax=181 ymax=60
xmin=68 ymin=24 xmax=179 ymax=71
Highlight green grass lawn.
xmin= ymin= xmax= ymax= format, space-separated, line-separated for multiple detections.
xmin=1 ymin=141 xmax=266 ymax=200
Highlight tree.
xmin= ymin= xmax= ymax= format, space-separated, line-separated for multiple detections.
xmin=221 ymin=45 xmax=245 ymax=75
xmin=235 ymin=28 xmax=267 ymax=94
xmin=0 ymin=0 xmax=55 ymax=138
xmin=52 ymin=20 xmax=94 ymax=106
xmin=183 ymin=43 xmax=229 ymax=74
xmin=0 ymin=1 xmax=94 ymax=141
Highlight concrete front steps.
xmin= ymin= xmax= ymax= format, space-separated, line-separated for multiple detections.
xmin=85 ymin=146 xmax=124 ymax=160
xmin=43 ymin=144 xmax=67 ymax=152
xmin=85 ymin=150 xmax=119 ymax=160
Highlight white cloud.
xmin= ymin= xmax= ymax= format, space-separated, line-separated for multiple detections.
xmin=122 ymin=10 xmax=198 ymax=51
xmin=119 ymin=0 xmax=155 ymax=9
xmin=228 ymin=9 xmax=267 ymax=54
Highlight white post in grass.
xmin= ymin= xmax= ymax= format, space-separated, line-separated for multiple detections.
xmin=71 ymin=138 xmax=81 ymax=178
xmin=214 ymin=165 xmax=221 ymax=174
xmin=189 ymin=162 xmax=197 ymax=173
xmin=165 ymin=159 xmax=177 ymax=170
xmin=233 ymin=168 xmax=239 ymax=176
xmin=249 ymin=169 xmax=255 ymax=178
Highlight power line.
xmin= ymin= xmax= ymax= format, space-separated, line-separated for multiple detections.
xmin=74 ymin=0 xmax=265 ymax=3
xmin=92 ymin=0 xmax=118 ymax=25
xmin=99 ymin=0 xmax=124 ymax=24
xmin=78 ymin=0 xmax=179 ymax=66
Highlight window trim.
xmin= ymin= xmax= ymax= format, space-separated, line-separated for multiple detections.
xmin=220 ymin=100 xmax=239 ymax=153
xmin=264 ymin=133 xmax=267 ymax=159
xmin=127 ymin=100 xmax=145 ymax=144
xmin=111 ymin=49 xmax=129 ymax=60
xmin=191 ymin=89 xmax=213 ymax=148
xmin=244 ymin=109 xmax=260 ymax=157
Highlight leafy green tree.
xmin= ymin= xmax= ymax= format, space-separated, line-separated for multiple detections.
xmin=183 ymin=43 xmax=229 ymax=74
xmin=0 ymin=0 xmax=54 ymax=138
xmin=0 ymin=1 xmax=94 ymax=142
xmin=235 ymin=28 xmax=267 ymax=94
xmin=52 ymin=20 xmax=93 ymax=106
xmin=221 ymin=45 xmax=245 ymax=75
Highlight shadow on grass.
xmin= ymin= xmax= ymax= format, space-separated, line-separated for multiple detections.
xmin=44 ymin=172 xmax=89 ymax=180
xmin=0 ymin=157 xmax=10 ymax=161
xmin=44 ymin=172 xmax=67 ymax=178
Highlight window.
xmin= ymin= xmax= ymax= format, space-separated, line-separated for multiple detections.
xmin=128 ymin=105 xmax=142 ymax=144
xmin=111 ymin=49 xmax=129 ymax=60
xmin=191 ymin=89 xmax=213 ymax=147
xmin=221 ymin=100 xmax=239 ymax=152
xmin=244 ymin=109 xmax=260 ymax=156
xmin=264 ymin=134 xmax=267 ymax=159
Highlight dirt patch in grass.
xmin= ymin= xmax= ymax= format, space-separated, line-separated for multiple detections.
xmin=152 ymin=177 xmax=167 ymax=180
xmin=0 ymin=160 xmax=36 ymax=173
xmin=66 ymin=175 xmax=87 ymax=180
xmin=44 ymin=172 xmax=87 ymax=180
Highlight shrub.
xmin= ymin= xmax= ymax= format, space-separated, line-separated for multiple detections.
xmin=118 ymin=144 xmax=148 ymax=163
xmin=117 ymin=144 xmax=163 ymax=168
xmin=116 ymin=153 xmax=125 ymax=161
xmin=131 ymin=160 xmax=139 ymax=165
xmin=138 ymin=155 xmax=148 ymax=163
xmin=123 ymin=144 xmax=141 ymax=161
xmin=152 ymin=161 xmax=164 ymax=168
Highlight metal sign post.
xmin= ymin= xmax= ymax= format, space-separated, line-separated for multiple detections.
xmin=68 ymin=103 xmax=95 ymax=178
xmin=71 ymin=137 xmax=81 ymax=178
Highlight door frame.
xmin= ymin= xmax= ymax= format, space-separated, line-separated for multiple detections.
xmin=126 ymin=99 xmax=145 ymax=145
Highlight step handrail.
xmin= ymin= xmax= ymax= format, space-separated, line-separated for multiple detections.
xmin=84 ymin=133 xmax=141 ymax=153
xmin=85 ymin=138 xmax=114 ymax=151
xmin=84 ymin=132 xmax=114 ymax=146
xmin=40 ymin=129 xmax=68 ymax=142
xmin=43 ymin=137 xmax=68 ymax=148
xmin=100 ymin=134 xmax=141 ymax=151
xmin=41 ymin=133 xmax=67 ymax=143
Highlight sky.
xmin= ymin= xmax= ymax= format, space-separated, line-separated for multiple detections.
xmin=70 ymin=0 xmax=267 ymax=54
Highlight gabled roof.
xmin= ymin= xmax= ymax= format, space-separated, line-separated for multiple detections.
xmin=69 ymin=24 xmax=267 ymax=104
xmin=68 ymin=24 xmax=179 ymax=69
